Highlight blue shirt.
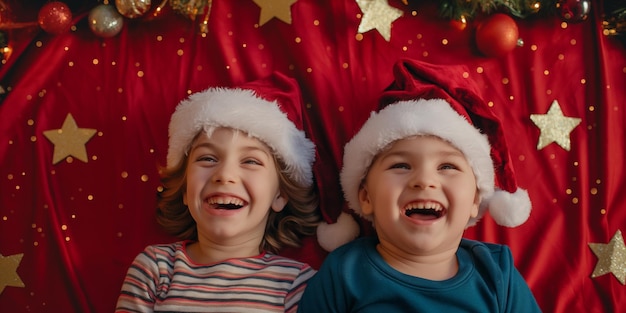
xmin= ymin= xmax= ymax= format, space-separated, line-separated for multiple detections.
xmin=298 ymin=236 xmax=541 ymax=312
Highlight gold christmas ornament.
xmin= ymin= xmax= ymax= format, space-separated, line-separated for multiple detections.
xmin=115 ymin=0 xmax=152 ymax=19
xmin=170 ymin=0 xmax=206 ymax=20
xmin=43 ymin=113 xmax=97 ymax=164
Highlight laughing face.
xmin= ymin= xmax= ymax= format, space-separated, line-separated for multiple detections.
xmin=358 ymin=135 xmax=480 ymax=257
xmin=183 ymin=127 xmax=287 ymax=249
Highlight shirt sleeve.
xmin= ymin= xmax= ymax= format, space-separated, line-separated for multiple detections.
xmin=498 ymin=246 xmax=543 ymax=313
xmin=297 ymin=252 xmax=348 ymax=313
xmin=284 ymin=264 xmax=316 ymax=313
xmin=115 ymin=246 xmax=160 ymax=313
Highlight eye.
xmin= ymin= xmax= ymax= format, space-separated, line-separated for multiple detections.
xmin=389 ymin=162 xmax=410 ymax=170
xmin=439 ymin=163 xmax=458 ymax=170
xmin=196 ymin=155 xmax=217 ymax=163
xmin=243 ymin=158 xmax=262 ymax=166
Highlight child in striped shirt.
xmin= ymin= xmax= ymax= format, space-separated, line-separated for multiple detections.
xmin=116 ymin=72 xmax=320 ymax=313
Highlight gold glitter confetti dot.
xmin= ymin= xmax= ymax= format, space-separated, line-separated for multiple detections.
xmin=518 ymin=155 xmax=525 ymax=161
xmin=92 ymin=59 xmax=99 ymax=65
xmin=570 ymin=39 xmax=576 ymax=45
xmin=476 ymin=67 xmax=483 ymax=73
xmin=65 ymin=237 xmax=70 ymax=242
xmin=121 ymin=172 xmax=128 ymax=178
xmin=462 ymin=72 xmax=469 ymax=78
xmin=566 ymin=189 xmax=572 ymax=194
xmin=422 ymin=51 xmax=428 ymax=57
xmin=531 ymin=45 xmax=537 ymax=51
xmin=342 ymin=63 xmax=349 ymax=69
xmin=306 ymin=68 xmax=313 ymax=73
xmin=600 ymin=209 xmax=606 ymax=214
xmin=561 ymin=22 xmax=568 ymax=28
xmin=88 ymin=195 xmax=94 ymax=201
xmin=295 ymin=37 xmax=302 ymax=43
xmin=590 ymin=188 xmax=598 ymax=195
xmin=137 ymin=71 xmax=144 ymax=77
xmin=313 ymin=20 xmax=320 ymax=26
xmin=177 ymin=49 xmax=184 ymax=56
xmin=117 ymin=88 xmax=123 ymax=93
xmin=589 ymin=106 xmax=595 ymax=112
xmin=122 ymin=116 xmax=127 ymax=121
xmin=572 ymin=197 xmax=579 ymax=204
xmin=68 ymin=61 xmax=74 ymax=67
xmin=442 ymin=39 xmax=448 ymax=45
xmin=156 ymin=35 xmax=162 ymax=41
xmin=502 ymin=78 xmax=509 ymax=84
xmin=2 ymin=216 xmax=6 ymax=221
xmin=141 ymin=175 xmax=149 ymax=182
xmin=355 ymin=33 xmax=364 ymax=41
xmin=546 ymin=90 xmax=552 ymax=95
xmin=30 ymin=136 xmax=36 ymax=142
xmin=488 ymin=101 xmax=494 ymax=107
xmin=581 ymin=79 xmax=586 ymax=84
xmin=61 ymin=225 xmax=67 ymax=230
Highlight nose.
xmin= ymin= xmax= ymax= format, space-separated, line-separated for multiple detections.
xmin=410 ymin=168 xmax=438 ymax=189
xmin=211 ymin=161 xmax=237 ymax=184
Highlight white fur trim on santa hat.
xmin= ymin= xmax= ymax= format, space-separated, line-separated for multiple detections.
xmin=167 ymin=87 xmax=316 ymax=187
xmin=341 ymin=99 xmax=495 ymax=222
xmin=316 ymin=212 xmax=360 ymax=252
xmin=471 ymin=188 xmax=531 ymax=227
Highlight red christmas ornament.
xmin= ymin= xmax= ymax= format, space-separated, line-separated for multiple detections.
xmin=38 ymin=1 xmax=73 ymax=35
xmin=556 ymin=0 xmax=591 ymax=23
xmin=475 ymin=13 xmax=519 ymax=58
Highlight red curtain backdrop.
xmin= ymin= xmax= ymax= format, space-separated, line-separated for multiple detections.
xmin=1 ymin=0 xmax=625 ymax=312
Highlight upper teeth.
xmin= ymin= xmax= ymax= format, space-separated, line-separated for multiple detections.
xmin=404 ymin=201 xmax=442 ymax=211
xmin=209 ymin=197 xmax=244 ymax=206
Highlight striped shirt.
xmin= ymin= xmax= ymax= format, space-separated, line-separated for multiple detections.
xmin=116 ymin=241 xmax=315 ymax=313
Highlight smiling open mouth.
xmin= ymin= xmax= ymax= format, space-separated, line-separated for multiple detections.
xmin=404 ymin=201 xmax=446 ymax=220
xmin=208 ymin=196 xmax=245 ymax=210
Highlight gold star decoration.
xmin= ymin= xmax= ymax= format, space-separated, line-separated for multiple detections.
xmin=43 ymin=113 xmax=97 ymax=164
xmin=356 ymin=0 xmax=403 ymax=42
xmin=529 ymin=100 xmax=581 ymax=151
xmin=0 ymin=253 xmax=25 ymax=294
xmin=589 ymin=230 xmax=626 ymax=285
xmin=252 ymin=0 xmax=297 ymax=26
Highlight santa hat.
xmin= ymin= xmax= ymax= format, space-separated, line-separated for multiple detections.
xmin=167 ymin=72 xmax=316 ymax=188
xmin=340 ymin=59 xmax=531 ymax=228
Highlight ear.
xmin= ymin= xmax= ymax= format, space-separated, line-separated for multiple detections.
xmin=358 ymin=186 xmax=374 ymax=216
xmin=271 ymin=192 xmax=288 ymax=212
xmin=470 ymin=190 xmax=480 ymax=218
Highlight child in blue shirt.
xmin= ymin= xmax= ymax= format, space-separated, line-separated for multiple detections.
xmin=298 ymin=59 xmax=541 ymax=312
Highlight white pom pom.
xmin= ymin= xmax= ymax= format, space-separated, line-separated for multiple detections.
xmin=316 ymin=212 xmax=360 ymax=252
xmin=487 ymin=188 xmax=532 ymax=227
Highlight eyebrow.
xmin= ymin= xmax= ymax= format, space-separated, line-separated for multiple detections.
xmin=190 ymin=141 xmax=272 ymax=158
xmin=380 ymin=147 xmax=466 ymax=161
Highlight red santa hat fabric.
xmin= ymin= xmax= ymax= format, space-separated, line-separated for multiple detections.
xmin=340 ymin=59 xmax=531 ymax=228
